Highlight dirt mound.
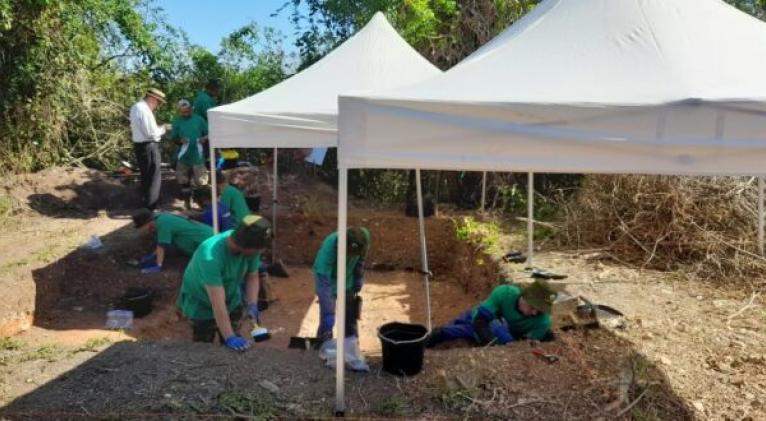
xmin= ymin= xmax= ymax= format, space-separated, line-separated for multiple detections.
xmin=5 ymin=167 xmax=142 ymax=217
xmin=0 ymin=330 xmax=690 ymax=419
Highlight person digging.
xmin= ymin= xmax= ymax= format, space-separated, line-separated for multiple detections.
xmin=426 ymin=279 xmax=556 ymax=348
xmin=192 ymin=185 xmax=233 ymax=232
xmin=313 ymin=227 xmax=371 ymax=371
xmin=131 ymin=209 xmax=214 ymax=274
xmin=176 ymin=215 xmax=272 ymax=351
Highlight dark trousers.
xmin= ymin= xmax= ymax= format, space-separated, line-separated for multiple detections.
xmin=134 ymin=142 xmax=161 ymax=209
xmin=191 ymin=307 xmax=243 ymax=343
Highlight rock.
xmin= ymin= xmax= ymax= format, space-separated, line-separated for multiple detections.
xmin=730 ymin=377 xmax=746 ymax=387
xmin=659 ymin=356 xmax=672 ymax=366
xmin=693 ymin=401 xmax=705 ymax=412
xmin=259 ymin=380 xmax=280 ymax=394
xmin=696 ymin=295 xmax=703 ymax=301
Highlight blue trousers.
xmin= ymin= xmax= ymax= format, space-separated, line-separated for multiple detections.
xmin=439 ymin=310 xmax=478 ymax=342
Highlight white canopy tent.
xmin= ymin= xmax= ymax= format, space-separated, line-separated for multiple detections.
xmin=206 ymin=14 xmax=441 ymax=416
xmin=335 ymin=0 xmax=766 ymax=413
xmin=206 ymin=11 xmax=441 ymax=284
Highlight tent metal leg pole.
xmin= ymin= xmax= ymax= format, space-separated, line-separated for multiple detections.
xmin=272 ymin=147 xmax=278 ymax=261
xmin=481 ymin=171 xmax=487 ymax=212
xmin=209 ymin=145 xmax=219 ymax=234
xmin=415 ymin=169 xmax=432 ymax=331
xmin=759 ymin=177 xmax=764 ymax=256
xmin=527 ymin=172 xmax=534 ymax=268
xmin=335 ymin=167 xmax=348 ymax=416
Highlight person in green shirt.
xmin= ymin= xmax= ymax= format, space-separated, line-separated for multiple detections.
xmin=170 ymin=99 xmax=209 ymax=208
xmin=193 ymin=78 xmax=221 ymax=122
xmin=216 ymin=170 xmax=251 ymax=228
xmin=426 ymin=280 xmax=556 ymax=348
xmin=177 ymin=215 xmax=272 ymax=351
xmin=313 ymin=227 xmax=371 ymax=342
xmin=131 ymin=209 xmax=214 ymax=274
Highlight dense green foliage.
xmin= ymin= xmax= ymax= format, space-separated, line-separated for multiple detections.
xmin=0 ymin=0 xmax=286 ymax=172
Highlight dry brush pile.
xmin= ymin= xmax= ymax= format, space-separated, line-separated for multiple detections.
xmin=559 ymin=175 xmax=766 ymax=281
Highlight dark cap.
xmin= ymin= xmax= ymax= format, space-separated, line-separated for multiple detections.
xmin=347 ymin=226 xmax=370 ymax=256
xmin=232 ymin=215 xmax=272 ymax=249
xmin=132 ymin=208 xmax=154 ymax=229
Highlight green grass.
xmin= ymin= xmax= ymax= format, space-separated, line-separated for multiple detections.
xmin=0 ymin=337 xmax=25 ymax=351
xmin=217 ymin=392 xmax=275 ymax=419
xmin=375 ymin=396 xmax=409 ymax=417
xmin=0 ymin=194 xmax=12 ymax=218
xmin=74 ymin=337 xmax=111 ymax=353
xmin=455 ymin=216 xmax=504 ymax=254
xmin=19 ymin=344 xmax=64 ymax=363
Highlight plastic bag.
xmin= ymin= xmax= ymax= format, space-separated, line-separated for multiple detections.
xmin=319 ymin=336 xmax=370 ymax=372
xmin=105 ymin=310 xmax=133 ymax=330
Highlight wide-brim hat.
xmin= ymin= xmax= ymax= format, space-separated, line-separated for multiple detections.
xmin=521 ymin=279 xmax=557 ymax=313
xmin=232 ymin=215 xmax=272 ymax=249
xmin=145 ymin=88 xmax=166 ymax=103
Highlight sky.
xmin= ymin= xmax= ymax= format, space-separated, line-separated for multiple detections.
xmin=158 ymin=0 xmax=299 ymax=54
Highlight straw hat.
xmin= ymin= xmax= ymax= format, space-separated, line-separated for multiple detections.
xmin=145 ymin=88 xmax=166 ymax=103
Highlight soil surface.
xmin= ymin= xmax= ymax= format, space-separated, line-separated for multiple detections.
xmin=0 ymin=167 xmax=762 ymax=419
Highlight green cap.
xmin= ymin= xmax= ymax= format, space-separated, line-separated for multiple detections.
xmin=132 ymin=209 xmax=154 ymax=229
xmin=347 ymin=227 xmax=370 ymax=256
xmin=521 ymin=279 xmax=557 ymax=313
xmin=232 ymin=215 xmax=272 ymax=249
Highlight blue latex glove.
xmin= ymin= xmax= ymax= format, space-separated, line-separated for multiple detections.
xmin=137 ymin=253 xmax=157 ymax=268
xmin=224 ymin=335 xmax=250 ymax=351
xmin=140 ymin=264 xmax=162 ymax=274
xmin=489 ymin=319 xmax=514 ymax=345
xmin=247 ymin=302 xmax=260 ymax=323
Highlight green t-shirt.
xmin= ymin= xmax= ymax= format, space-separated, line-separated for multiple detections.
xmin=170 ymin=114 xmax=208 ymax=166
xmin=313 ymin=229 xmax=371 ymax=294
xmin=176 ymin=230 xmax=261 ymax=320
xmin=155 ymin=213 xmax=213 ymax=256
xmin=219 ymin=184 xmax=250 ymax=228
xmin=193 ymin=90 xmax=216 ymax=121
xmin=472 ymin=284 xmax=551 ymax=340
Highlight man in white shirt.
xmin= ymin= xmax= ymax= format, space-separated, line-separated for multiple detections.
xmin=130 ymin=88 xmax=171 ymax=209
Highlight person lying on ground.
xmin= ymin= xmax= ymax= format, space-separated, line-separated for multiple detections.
xmin=132 ymin=209 xmax=214 ymax=274
xmin=216 ymin=170 xmax=251 ymax=228
xmin=170 ymin=99 xmax=209 ymax=209
xmin=425 ymin=279 xmax=556 ymax=348
xmin=176 ymin=215 xmax=272 ymax=351
xmin=192 ymin=185 xmax=233 ymax=232
xmin=313 ymin=227 xmax=371 ymax=343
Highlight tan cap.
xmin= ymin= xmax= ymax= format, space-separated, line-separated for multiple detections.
xmin=145 ymin=88 xmax=166 ymax=103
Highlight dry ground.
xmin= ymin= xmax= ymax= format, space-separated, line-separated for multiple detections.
xmin=0 ymin=167 xmax=761 ymax=419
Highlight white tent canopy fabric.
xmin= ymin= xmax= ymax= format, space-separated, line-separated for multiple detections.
xmin=204 ymin=13 xmax=441 ymax=416
xmin=334 ymin=0 xmax=766 ymax=414
xmin=338 ymin=0 xmax=766 ymax=176
xmin=208 ymin=12 xmax=441 ymax=149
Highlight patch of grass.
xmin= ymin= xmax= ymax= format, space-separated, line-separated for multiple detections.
xmin=0 ymin=194 xmax=12 ymax=218
xmin=74 ymin=337 xmax=111 ymax=353
xmin=217 ymin=392 xmax=275 ymax=419
xmin=0 ymin=337 xmax=25 ymax=351
xmin=455 ymin=216 xmax=504 ymax=254
xmin=375 ymin=396 xmax=409 ymax=417
xmin=19 ymin=344 xmax=64 ymax=363
xmin=31 ymin=245 xmax=58 ymax=264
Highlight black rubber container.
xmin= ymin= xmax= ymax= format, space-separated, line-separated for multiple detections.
xmin=120 ymin=287 xmax=154 ymax=318
xmin=378 ymin=322 xmax=428 ymax=376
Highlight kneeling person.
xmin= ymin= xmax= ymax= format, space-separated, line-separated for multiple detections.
xmin=132 ymin=209 xmax=214 ymax=273
xmin=176 ymin=215 xmax=272 ymax=351
xmin=426 ymin=280 xmax=556 ymax=347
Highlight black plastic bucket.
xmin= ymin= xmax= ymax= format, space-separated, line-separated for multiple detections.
xmin=378 ymin=322 xmax=428 ymax=376
xmin=119 ymin=287 xmax=154 ymax=318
